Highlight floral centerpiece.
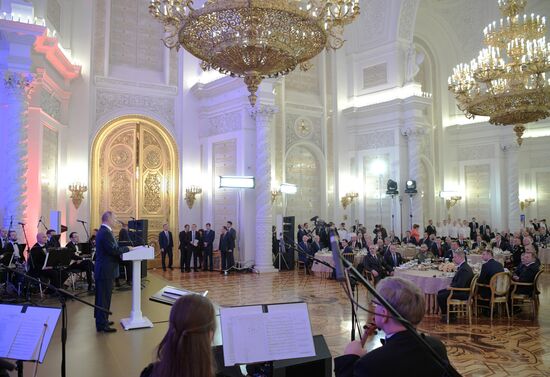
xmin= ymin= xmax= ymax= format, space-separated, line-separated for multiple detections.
xmin=438 ymin=262 xmax=456 ymax=273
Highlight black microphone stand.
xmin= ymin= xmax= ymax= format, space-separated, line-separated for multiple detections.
xmin=338 ymin=255 xmax=461 ymax=377
xmin=282 ymin=236 xmax=362 ymax=342
xmin=19 ymin=223 xmax=30 ymax=257
xmin=78 ymin=220 xmax=90 ymax=243
xmin=38 ymin=217 xmax=49 ymax=232
xmin=0 ymin=265 xmax=111 ymax=377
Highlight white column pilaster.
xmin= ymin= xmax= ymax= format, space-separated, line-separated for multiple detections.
xmin=503 ymin=144 xmax=521 ymax=232
xmin=402 ymin=125 xmax=426 ymax=229
xmin=1 ymin=71 xmax=34 ymax=229
xmin=249 ymin=105 xmax=278 ymax=273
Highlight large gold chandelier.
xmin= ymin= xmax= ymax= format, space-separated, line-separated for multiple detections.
xmin=149 ymin=0 xmax=359 ymax=106
xmin=448 ymin=0 xmax=550 ymax=145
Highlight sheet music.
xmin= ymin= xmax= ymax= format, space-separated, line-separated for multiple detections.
xmin=0 ymin=305 xmax=61 ymax=362
xmin=220 ymin=302 xmax=315 ymax=366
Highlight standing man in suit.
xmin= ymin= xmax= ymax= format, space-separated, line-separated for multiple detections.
xmin=158 ymin=223 xmax=174 ymax=271
xmin=189 ymin=224 xmax=200 ymax=272
xmin=437 ymin=249 xmax=474 ymax=321
xmin=94 ymin=211 xmax=129 ymax=333
xmin=179 ymin=224 xmax=191 ymax=272
xmin=477 ymin=249 xmax=504 ymax=299
xmin=425 ymin=219 xmax=437 ymax=237
xmin=334 ymin=277 xmax=450 ymax=377
xmin=202 ymin=223 xmax=215 ymax=271
xmin=469 ymin=217 xmax=479 ymax=240
xmin=65 ymin=232 xmax=94 ymax=291
xmin=219 ymin=226 xmax=229 ymax=273
xmin=226 ymin=221 xmax=236 ymax=271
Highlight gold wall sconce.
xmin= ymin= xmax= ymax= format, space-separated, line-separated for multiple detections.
xmin=520 ymin=198 xmax=535 ymax=211
xmin=185 ymin=186 xmax=202 ymax=209
xmin=446 ymin=196 xmax=462 ymax=209
xmin=341 ymin=192 xmax=359 ymax=209
xmin=271 ymin=190 xmax=281 ymax=204
xmin=68 ymin=183 xmax=87 ymax=209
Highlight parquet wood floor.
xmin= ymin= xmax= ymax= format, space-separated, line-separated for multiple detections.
xmin=15 ymin=268 xmax=550 ymax=377
xmin=156 ymin=268 xmax=550 ymax=377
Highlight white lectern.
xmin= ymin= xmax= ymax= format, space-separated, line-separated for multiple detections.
xmin=120 ymin=245 xmax=155 ymax=330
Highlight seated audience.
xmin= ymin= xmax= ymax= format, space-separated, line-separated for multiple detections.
xmin=383 ymin=244 xmax=403 ymax=273
xmin=141 ymin=294 xmax=216 ymax=377
xmin=334 ymin=277 xmax=450 ymax=377
xmin=512 ymin=251 xmax=539 ymax=295
xmin=401 ymin=230 xmax=416 ymax=245
xmin=363 ymin=246 xmax=388 ymax=283
xmin=415 ymin=244 xmax=435 ymax=263
xmin=437 ymin=249 xmax=474 ymax=322
xmin=477 ymin=249 xmax=504 ymax=299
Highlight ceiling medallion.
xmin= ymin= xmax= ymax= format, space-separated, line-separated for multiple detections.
xmin=448 ymin=0 xmax=550 ymax=145
xmin=149 ymin=0 xmax=359 ymax=106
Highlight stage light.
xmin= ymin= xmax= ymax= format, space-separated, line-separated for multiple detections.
xmin=386 ymin=179 xmax=398 ymax=195
xmin=219 ymin=176 xmax=255 ymax=189
xmin=405 ymin=180 xmax=417 ymax=194
xmin=279 ymin=183 xmax=297 ymax=194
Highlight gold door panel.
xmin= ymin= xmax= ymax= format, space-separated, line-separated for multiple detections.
xmin=91 ymin=115 xmax=179 ymax=269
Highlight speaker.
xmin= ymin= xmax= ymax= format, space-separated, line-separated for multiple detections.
xmin=283 ymin=216 xmax=295 ymax=244
xmin=127 ymin=219 xmax=148 ymax=278
xmin=128 ymin=219 xmax=148 ymax=246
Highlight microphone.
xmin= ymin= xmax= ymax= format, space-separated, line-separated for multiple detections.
xmin=130 ymin=216 xmax=136 ymax=221
xmin=18 ymin=222 xmax=26 ymax=226
xmin=77 ymin=219 xmax=87 ymax=223
xmin=37 ymin=216 xmax=43 ymax=229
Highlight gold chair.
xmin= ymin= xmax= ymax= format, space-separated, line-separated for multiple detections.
xmin=475 ymin=272 xmax=511 ymax=320
xmin=342 ymin=252 xmax=355 ymax=265
xmin=510 ymin=266 xmax=544 ymax=319
xmin=447 ymin=274 xmax=479 ymax=325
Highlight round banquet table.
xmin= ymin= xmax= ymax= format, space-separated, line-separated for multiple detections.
xmin=311 ymin=252 xmax=334 ymax=278
xmin=467 ymin=253 xmax=509 ymax=265
xmin=397 ymin=246 xmax=418 ymax=259
xmin=394 ymin=268 xmax=454 ymax=314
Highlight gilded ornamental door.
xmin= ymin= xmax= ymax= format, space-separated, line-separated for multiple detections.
xmin=91 ymin=116 xmax=179 ymax=268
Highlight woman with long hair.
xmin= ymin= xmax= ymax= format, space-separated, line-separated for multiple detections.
xmin=141 ymin=294 xmax=217 ymax=377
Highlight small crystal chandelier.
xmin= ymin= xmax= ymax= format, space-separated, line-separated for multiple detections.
xmin=149 ymin=0 xmax=359 ymax=106
xmin=448 ymin=0 xmax=550 ymax=145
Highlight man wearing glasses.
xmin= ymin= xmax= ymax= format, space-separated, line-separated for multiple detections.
xmin=334 ymin=277 xmax=450 ymax=376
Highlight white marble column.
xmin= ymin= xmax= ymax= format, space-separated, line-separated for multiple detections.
xmin=503 ymin=144 xmax=521 ymax=232
xmin=249 ymin=105 xmax=278 ymax=273
xmin=402 ymin=125 xmax=426 ymax=229
xmin=1 ymin=71 xmax=33 ymax=229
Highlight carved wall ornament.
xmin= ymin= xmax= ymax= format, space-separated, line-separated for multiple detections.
xmin=458 ymin=145 xmax=495 ymax=160
xmin=294 ymin=117 xmax=313 ymax=138
xmin=398 ymin=0 xmax=420 ymax=41
xmin=201 ymin=110 xmax=243 ymax=137
xmin=286 ymin=113 xmax=322 ymax=152
xmin=40 ymin=91 xmax=62 ymax=121
xmin=144 ymin=146 xmax=162 ymax=170
xmin=144 ymin=172 xmax=162 ymax=213
xmin=96 ymin=89 xmax=175 ymax=127
xmin=111 ymin=171 xmax=132 ymax=213
xmin=356 ymin=130 xmax=395 ymax=150
xmin=110 ymin=145 xmax=133 ymax=169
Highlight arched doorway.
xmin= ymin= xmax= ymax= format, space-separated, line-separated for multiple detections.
xmin=91 ymin=115 xmax=179 ymax=268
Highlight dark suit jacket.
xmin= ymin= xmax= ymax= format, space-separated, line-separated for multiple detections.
xmin=179 ymin=230 xmax=191 ymax=250
xmin=310 ymin=242 xmax=321 ymax=255
xmin=159 ymin=230 xmax=174 ymax=251
xmin=29 ymin=243 xmax=47 ymax=277
xmin=430 ymin=243 xmax=444 ymax=258
xmin=383 ymin=251 xmax=403 ymax=271
xmin=492 ymin=240 xmax=509 ymax=251
xmin=469 ymin=221 xmax=478 ymax=238
xmin=334 ymin=330 xmax=450 ymax=377
xmin=46 ymin=237 xmax=60 ymax=249
xmin=451 ymin=262 xmax=474 ymax=289
xmin=219 ymin=233 xmax=229 ymax=252
xmin=402 ymin=236 xmax=416 ymax=245
xmin=478 ymin=258 xmax=504 ymax=298
xmin=202 ymin=229 xmax=215 ymax=252
xmin=364 ymin=253 xmax=387 ymax=276
xmin=426 ymin=224 xmax=437 ymax=236
xmin=227 ymin=228 xmax=236 ymax=250
xmin=94 ymin=225 xmax=128 ymax=280
xmin=514 ymin=262 xmax=539 ymax=295
xmin=118 ymin=228 xmax=131 ymax=242
xmin=65 ymin=242 xmax=83 ymax=261
xmin=298 ymin=241 xmax=311 ymax=262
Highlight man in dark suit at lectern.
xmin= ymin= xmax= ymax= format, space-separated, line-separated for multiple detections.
xmin=94 ymin=211 xmax=129 ymax=333
xmin=158 ymin=223 xmax=174 ymax=271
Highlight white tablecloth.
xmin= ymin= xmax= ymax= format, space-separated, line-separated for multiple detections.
xmin=394 ymin=268 xmax=454 ymax=314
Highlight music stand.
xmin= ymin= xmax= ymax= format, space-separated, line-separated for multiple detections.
xmin=43 ymin=248 xmax=72 ymax=270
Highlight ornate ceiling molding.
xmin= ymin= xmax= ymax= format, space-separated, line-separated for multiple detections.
xmin=33 ymin=34 xmax=81 ymax=81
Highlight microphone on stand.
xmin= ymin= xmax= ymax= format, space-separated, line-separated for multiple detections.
xmin=37 ymin=216 xmax=43 ymax=229
xmin=77 ymin=219 xmax=87 ymax=223
xmin=18 ymin=222 xmax=26 ymax=226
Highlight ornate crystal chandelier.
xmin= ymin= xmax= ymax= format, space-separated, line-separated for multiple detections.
xmin=149 ymin=0 xmax=359 ymax=106
xmin=448 ymin=0 xmax=550 ymax=145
